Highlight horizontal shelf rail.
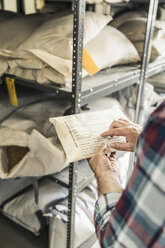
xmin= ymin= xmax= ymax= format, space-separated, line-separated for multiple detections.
xmin=49 ymin=160 xmax=94 ymax=193
xmin=3 ymin=57 xmax=165 ymax=108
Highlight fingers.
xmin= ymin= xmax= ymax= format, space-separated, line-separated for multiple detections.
xmin=88 ymin=143 xmax=112 ymax=176
xmin=101 ymin=127 xmax=126 ymax=137
xmin=101 ymin=119 xmax=129 ymax=137
xmin=110 ymin=142 xmax=133 ymax=152
xmin=97 ymin=142 xmax=107 ymax=155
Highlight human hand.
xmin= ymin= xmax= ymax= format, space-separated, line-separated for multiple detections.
xmin=101 ymin=118 xmax=142 ymax=152
xmin=89 ymin=143 xmax=123 ymax=197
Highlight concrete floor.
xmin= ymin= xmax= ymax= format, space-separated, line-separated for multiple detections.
xmin=0 ymin=212 xmax=48 ymax=248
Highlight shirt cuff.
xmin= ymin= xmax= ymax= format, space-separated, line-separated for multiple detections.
xmin=95 ymin=192 xmax=121 ymax=226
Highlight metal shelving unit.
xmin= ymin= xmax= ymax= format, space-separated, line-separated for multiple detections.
xmin=0 ymin=0 xmax=164 ymax=247
xmin=62 ymin=0 xmax=163 ymax=246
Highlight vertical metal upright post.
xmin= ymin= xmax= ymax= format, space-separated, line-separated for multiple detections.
xmin=71 ymin=0 xmax=85 ymax=115
xmin=67 ymin=0 xmax=85 ymax=247
xmin=128 ymin=0 xmax=159 ymax=182
xmin=135 ymin=0 xmax=159 ymax=123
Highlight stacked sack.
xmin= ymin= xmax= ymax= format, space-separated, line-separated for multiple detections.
xmin=111 ymin=10 xmax=165 ymax=61
xmin=0 ymin=11 xmax=140 ymax=87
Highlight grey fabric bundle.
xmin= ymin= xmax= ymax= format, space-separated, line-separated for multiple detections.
xmin=3 ymin=178 xmax=68 ymax=234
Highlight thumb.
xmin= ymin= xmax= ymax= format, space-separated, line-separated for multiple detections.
xmin=110 ymin=142 xmax=132 ymax=151
xmin=97 ymin=142 xmax=107 ymax=155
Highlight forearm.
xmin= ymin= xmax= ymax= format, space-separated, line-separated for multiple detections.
xmin=97 ymin=174 xmax=123 ymax=197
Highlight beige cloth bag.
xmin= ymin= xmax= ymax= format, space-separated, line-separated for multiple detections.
xmin=82 ymin=25 xmax=140 ymax=78
xmin=0 ymin=12 xmax=112 ymax=86
xmin=115 ymin=16 xmax=165 ymax=61
xmin=0 ymin=128 xmax=67 ymax=179
xmin=0 ymin=99 xmax=70 ymax=178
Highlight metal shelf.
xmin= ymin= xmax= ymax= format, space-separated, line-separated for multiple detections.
xmin=81 ymin=65 xmax=140 ymax=105
xmin=49 ymin=159 xmax=94 ymax=193
xmin=0 ymin=81 xmax=60 ymax=123
xmin=4 ymin=65 xmax=140 ymax=104
xmin=147 ymin=57 xmax=165 ymax=78
xmin=4 ymin=56 xmax=165 ymax=108
xmin=2 ymin=74 xmax=71 ymax=99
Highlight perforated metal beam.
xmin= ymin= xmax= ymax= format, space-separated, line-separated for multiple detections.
xmin=67 ymin=0 xmax=85 ymax=247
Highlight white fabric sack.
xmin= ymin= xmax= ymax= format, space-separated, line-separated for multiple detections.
xmin=118 ymin=18 xmax=165 ymax=41
xmin=0 ymin=128 xmax=67 ymax=179
xmin=82 ymin=25 xmax=140 ymax=77
xmin=110 ymin=11 xmax=147 ymax=28
xmin=83 ymin=96 xmax=125 ymax=113
xmin=3 ymin=178 xmax=68 ymax=234
xmin=0 ymin=13 xmax=46 ymax=77
xmin=17 ymin=11 xmax=112 ymax=58
xmin=0 ymin=100 xmax=70 ymax=178
xmin=116 ymin=17 xmax=165 ymax=61
xmin=7 ymin=65 xmax=72 ymax=86
xmin=0 ymin=12 xmax=112 ymax=86
xmin=49 ymin=180 xmax=98 ymax=248
xmin=0 ymin=14 xmax=45 ymax=50
xmin=133 ymin=39 xmax=165 ymax=61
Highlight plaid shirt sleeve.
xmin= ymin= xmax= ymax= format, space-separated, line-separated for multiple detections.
xmin=94 ymin=101 xmax=165 ymax=248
